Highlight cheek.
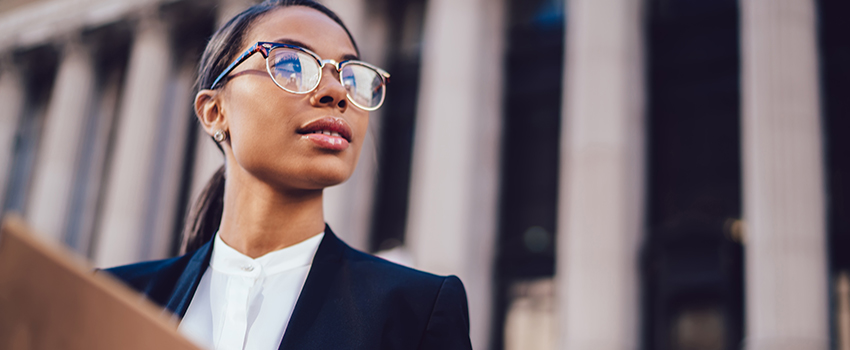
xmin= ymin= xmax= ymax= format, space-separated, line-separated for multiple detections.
xmin=225 ymin=94 xmax=296 ymax=168
xmin=355 ymin=114 xmax=370 ymax=138
xmin=351 ymin=116 xmax=370 ymax=157
xmin=222 ymin=85 xmax=371 ymax=188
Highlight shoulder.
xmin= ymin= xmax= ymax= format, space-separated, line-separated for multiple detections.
xmin=334 ymin=242 xmax=469 ymax=307
xmin=338 ymin=246 xmax=472 ymax=349
xmin=340 ymin=243 xmax=470 ymax=331
xmin=99 ymin=252 xmax=197 ymax=307
xmin=103 ymin=254 xmax=188 ymax=285
xmin=315 ymin=228 xmax=464 ymax=301
xmin=341 ymin=246 xmax=448 ymax=287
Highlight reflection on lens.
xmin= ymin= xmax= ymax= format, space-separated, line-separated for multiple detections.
xmin=267 ymin=47 xmax=386 ymax=109
xmin=342 ymin=64 xmax=384 ymax=109
xmin=269 ymin=48 xmax=320 ymax=92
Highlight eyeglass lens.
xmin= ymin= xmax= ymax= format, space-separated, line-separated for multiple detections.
xmin=341 ymin=64 xmax=385 ymax=110
xmin=269 ymin=47 xmax=385 ymax=109
xmin=269 ymin=49 xmax=321 ymax=92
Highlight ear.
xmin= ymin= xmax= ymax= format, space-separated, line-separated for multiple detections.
xmin=194 ymin=89 xmax=227 ymax=136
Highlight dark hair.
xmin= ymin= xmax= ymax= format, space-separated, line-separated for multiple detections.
xmin=195 ymin=0 xmax=359 ymax=93
xmin=181 ymin=0 xmax=359 ymax=253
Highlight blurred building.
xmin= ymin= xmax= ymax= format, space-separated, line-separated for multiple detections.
xmin=0 ymin=0 xmax=848 ymax=349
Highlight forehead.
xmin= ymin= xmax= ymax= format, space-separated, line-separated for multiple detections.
xmin=246 ymin=6 xmax=357 ymax=60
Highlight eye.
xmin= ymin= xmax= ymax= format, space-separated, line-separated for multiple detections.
xmin=273 ymin=52 xmax=302 ymax=74
xmin=269 ymin=48 xmax=321 ymax=92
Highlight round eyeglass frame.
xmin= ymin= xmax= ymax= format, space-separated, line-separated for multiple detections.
xmin=209 ymin=42 xmax=391 ymax=111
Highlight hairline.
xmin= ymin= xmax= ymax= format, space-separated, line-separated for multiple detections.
xmin=242 ymin=5 xmax=358 ymax=58
xmin=200 ymin=3 xmax=360 ymax=93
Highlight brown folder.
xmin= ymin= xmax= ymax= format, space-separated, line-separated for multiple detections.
xmin=0 ymin=215 xmax=201 ymax=350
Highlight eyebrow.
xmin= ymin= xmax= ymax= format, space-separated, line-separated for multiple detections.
xmin=272 ymin=38 xmax=360 ymax=61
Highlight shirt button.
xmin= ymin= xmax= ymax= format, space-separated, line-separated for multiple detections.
xmin=241 ymin=265 xmax=254 ymax=272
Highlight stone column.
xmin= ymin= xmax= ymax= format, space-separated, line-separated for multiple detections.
xmin=405 ymin=0 xmax=505 ymax=347
xmin=740 ymin=1 xmax=828 ymax=349
xmin=26 ymin=39 xmax=96 ymax=242
xmin=94 ymin=14 xmax=172 ymax=267
xmin=0 ymin=63 xmax=25 ymax=210
xmin=556 ymin=0 xmax=645 ymax=349
xmin=64 ymin=67 xmax=124 ymax=257
xmin=142 ymin=59 xmax=196 ymax=260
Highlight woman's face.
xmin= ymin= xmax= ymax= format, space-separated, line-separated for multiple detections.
xmin=212 ymin=6 xmax=368 ymax=191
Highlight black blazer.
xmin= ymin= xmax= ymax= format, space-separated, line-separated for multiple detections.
xmin=104 ymin=225 xmax=472 ymax=349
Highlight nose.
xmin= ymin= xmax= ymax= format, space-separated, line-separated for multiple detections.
xmin=310 ymin=64 xmax=348 ymax=111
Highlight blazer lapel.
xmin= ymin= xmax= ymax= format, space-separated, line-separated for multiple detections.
xmin=278 ymin=224 xmax=346 ymax=349
xmin=165 ymin=240 xmax=213 ymax=317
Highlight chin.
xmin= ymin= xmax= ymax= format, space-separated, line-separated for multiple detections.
xmin=301 ymin=153 xmax=359 ymax=187
xmin=235 ymin=149 xmax=359 ymax=191
xmin=302 ymin=164 xmax=354 ymax=188
xmin=261 ymin=162 xmax=355 ymax=191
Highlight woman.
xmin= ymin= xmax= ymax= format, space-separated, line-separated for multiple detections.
xmin=104 ymin=1 xmax=472 ymax=349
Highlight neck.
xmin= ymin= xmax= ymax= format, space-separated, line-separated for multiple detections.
xmin=217 ymin=166 xmax=326 ymax=259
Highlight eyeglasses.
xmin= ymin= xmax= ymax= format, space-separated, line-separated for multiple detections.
xmin=210 ymin=42 xmax=391 ymax=111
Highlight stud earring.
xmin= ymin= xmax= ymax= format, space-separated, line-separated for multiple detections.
xmin=213 ymin=130 xmax=227 ymax=142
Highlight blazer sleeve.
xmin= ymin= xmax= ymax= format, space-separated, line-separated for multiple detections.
xmin=418 ymin=275 xmax=473 ymax=350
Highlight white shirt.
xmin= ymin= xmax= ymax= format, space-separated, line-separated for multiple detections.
xmin=178 ymin=232 xmax=324 ymax=350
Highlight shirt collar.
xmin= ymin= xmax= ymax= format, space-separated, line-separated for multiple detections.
xmin=210 ymin=232 xmax=325 ymax=277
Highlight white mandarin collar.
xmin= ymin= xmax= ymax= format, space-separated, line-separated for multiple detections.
xmin=210 ymin=232 xmax=325 ymax=277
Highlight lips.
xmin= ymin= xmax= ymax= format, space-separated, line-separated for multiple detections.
xmin=297 ymin=117 xmax=353 ymax=151
xmin=297 ymin=117 xmax=353 ymax=142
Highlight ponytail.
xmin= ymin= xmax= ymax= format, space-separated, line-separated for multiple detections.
xmin=181 ymin=165 xmax=225 ymax=253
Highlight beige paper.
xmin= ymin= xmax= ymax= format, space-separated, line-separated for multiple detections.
xmin=0 ymin=214 xmax=201 ymax=350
